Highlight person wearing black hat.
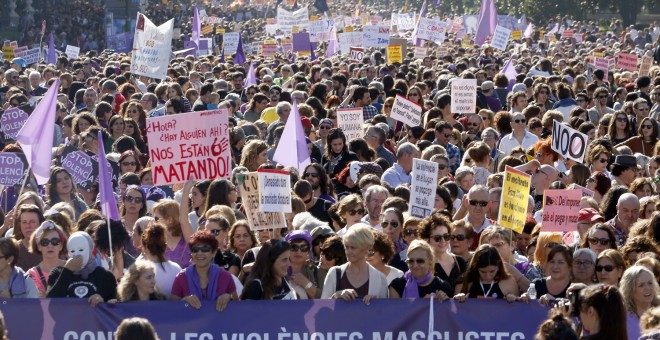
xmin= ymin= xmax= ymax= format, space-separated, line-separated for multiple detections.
xmin=611 ymin=155 xmax=639 ymax=188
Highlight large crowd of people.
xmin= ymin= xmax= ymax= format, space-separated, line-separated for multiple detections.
xmin=1 ymin=0 xmax=660 ymax=339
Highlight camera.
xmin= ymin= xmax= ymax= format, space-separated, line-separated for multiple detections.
xmin=568 ymin=286 xmax=584 ymax=317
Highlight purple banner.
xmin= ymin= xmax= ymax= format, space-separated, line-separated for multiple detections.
xmin=292 ymin=32 xmax=311 ymax=52
xmin=1 ymin=107 xmax=29 ymax=140
xmin=0 ymin=299 xmax=549 ymax=339
xmin=61 ymin=150 xmax=93 ymax=187
xmin=106 ymin=32 xmax=133 ymax=53
xmin=0 ymin=152 xmax=27 ymax=186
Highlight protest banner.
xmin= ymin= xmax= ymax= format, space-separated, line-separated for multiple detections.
xmin=390 ymin=95 xmax=423 ymax=127
xmin=593 ymin=57 xmax=614 ymax=73
xmin=415 ymin=17 xmax=447 ymax=43
xmin=0 ymin=299 xmax=548 ymax=339
xmin=12 ymin=46 xmax=27 ymax=57
xmin=237 ymin=172 xmax=287 ymax=230
xmin=201 ymin=15 xmax=223 ymax=25
xmin=551 ymin=120 xmax=589 ymax=162
xmin=146 ymin=109 xmax=231 ymax=185
xmin=338 ymin=32 xmax=363 ymax=55
xmin=261 ymin=42 xmax=278 ymax=57
xmin=510 ymin=30 xmax=522 ymax=40
xmin=639 ymin=55 xmax=653 ymax=77
xmin=349 ymin=47 xmax=364 ymax=61
xmin=541 ymin=189 xmax=581 ymax=232
xmin=391 ymin=12 xmax=416 ymax=30
xmin=336 ymin=108 xmax=365 ymax=142
xmin=0 ymin=152 xmax=27 ymax=186
xmin=387 ymin=45 xmax=402 ymax=64
xmin=65 ymin=45 xmax=80 ymax=60
xmin=490 ymin=25 xmax=512 ymax=50
xmin=413 ymin=46 xmax=427 ymax=60
xmin=309 ymin=19 xmax=336 ymax=42
xmin=132 ymin=13 xmax=173 ymax=80
xmin=362 ymin=25 xmax=390 ymax=47
xmin=258 ymin=169 xmax=292 ymax=213
xmin=562 ymin=29 xmax=574 ymax=38
xmin=292 ymin=33 xmax=311 ymax=52
xmin=409 ymin=158 xmax=439 ymax=218
xmin=450 ymin=79 xmax=477 ymax=114
xmin=616 ymin=52 xmax=638 ymax=71
xmin=18 ymin=47 xmax=40 ymax=65
xmin=222 ymin=32 xmax=240 ymax=55
xmin=498 ymin=166 xmax=531 ymax=233
xmin=60 ymin=150 xmax=94 ymax=188
xmin=1 ymin=107 xmax=29 ymax=140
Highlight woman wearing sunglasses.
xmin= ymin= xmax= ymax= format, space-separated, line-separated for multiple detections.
xmin=581 ymin=223 xmax=617 ymax=255
xmin=419 ymin=212 xmax=467 ymax=293
xmin=607 ymin=111 xmax=633 ymax=146
xmin=336 ymin=194 xmax=365 ymax=237
xmin=366 ymin=232 xmax=404 ymax=285
xmin=284 ymin=230 xmax=318 ymax=299
xmin=27 ymin=221 xmax=67 ymax=297
xmin=205 ymin=215 xmax=240 ymax=277
xmin=389 ymin=240 xmax=452 ymax=300
xmin=616 ymin=117 xmax=658 ymax=157
xmin=454 ymin=244 xmax=518 ymax=302
xmin=596 ymin=249 xmax=626 ymax=287
xmin=171 ymin=231 xmax=237 ymax=311
xmin=120 ymin=185 xmax=147 ymax=239
xmin=379 ymin=208 xmax=408 ymax=272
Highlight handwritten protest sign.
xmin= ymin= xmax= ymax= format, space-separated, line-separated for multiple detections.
xmin=339 ymin=32 xmax=363 ymax=55
xmin=593 ymin=57 xmax=614 ymax=73
xmin=391 ymin=13 xmax=416 ymax=31
xmin=542 ymin=189 xmax=581 ymax=232
xmin=639 ymin=55 xmax=653 ymax=77
xmin=450 ymin=79 xmax=477 ymax=114
xmin=409 ymin=159 xmax=439 ymax=218
xmin=61 ymin=150 xmax=94 ymax=188
xmin=349 ymin=47 xmax=364 ymax=61
xmin=309 ymin=20 xmax=336 ymax=42
xmin=415 ymin=17 xmax=447 ymax=43
xmin=132 ymin=13 xmax=173 ymax=80
xmin=616 ymin=53 xmax=638 ymax=72
xmin=510 ymin=30 xmax=522 ymax=40
xmin=390 ymin=95 xmax=423 ymax=127
xmin=237 ymin=172 xmax=287 ymax=230
xmin=65 ymin=45 xmax=80 ymax=60
xmin=0 ymin=152 xmax=27 ymax=186
xmin=414 ymin=46 xmax=428 ymax=60
xmin=498 ymin=166 xmax=531 ymax=233
xmin=491 ymin=25 xmax=512 ymax=50
xmin=223 ymin=32 xmax=240 ymax=55
xmin=362 ymin=25 xmax=390 ymax=47
xmin=551 ymin=120 xmax=589 ymax=162
xmin=2 ymin=46 xmax=15 ymax=60
xmin=1 ymin=107 xmax=29 ymax=140
xmin=336 ymin=108 xmax=365 ymax=142
xmin=387 ymin=45 xmax=402 ymax=64
xmin=277 ymin=7 xmax=310 ymax=34
xmin=16 ymin=48 xmax=40 ymax=65
xmin=258 ymin=169 xmax=292 ymax=213
xmin=146 ymin=109 xmax=231 ymax=185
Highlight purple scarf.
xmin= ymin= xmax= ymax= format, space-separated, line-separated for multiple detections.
xmin=185 ymin=264 xmax=222 ymax=301
xmin=403 ymin=271 xmax=433 ymax=298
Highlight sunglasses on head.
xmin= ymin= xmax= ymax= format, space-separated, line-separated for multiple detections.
xmin=595 ymin=264 xmax=615 ymax=272
xmin=589 ymin=237 xmax=610 ymax=246
xmin=190 ymin=245 xmax=213 ymax=253
xmin=39 ymin=237 xmax=61 ymax=247
xmin=381 ymin=221 xmax=399 ymax=229
xmin=430 ymin=234 xmax=451 ymax=242
xmin=469 ymin=199 xmax=488 ymax=207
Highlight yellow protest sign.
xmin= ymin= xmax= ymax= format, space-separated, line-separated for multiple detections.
xmin=593 ymin=51 xmax=604 ymax=57
xmin=202 ymin=25 xmax=213 ymax=35
xmin=345 ymin=26 xmax=354 ymax=32
xmin=215 ymin=28 xmax=225 ymax=34
xmin=497 ymin=166 xmax=531 ymax=233
xmin=2 ymin=46 xmax=15 ymax=60
xmin=292 ymin=26 xmax=300 ymax=34
xmin=511 ymin=30 xmax=522 ymax=40
xmin=311 ymin=15 xmax=319 ymax=21
xmin=387 ymin=45 xmax=402 ymax=64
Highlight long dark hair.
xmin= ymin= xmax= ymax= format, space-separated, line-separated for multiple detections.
xmin=203 ymin=179 xmax=235 ymax=211
xmin=324 ymin=128 xmax=348 ymax=160
xmin=578 ymin=284 xmax=627 ymax=340
xmin=142 ymin=223 xmax=168 ymax=267
xmin=241 ymin=240 xmax=290 ymax=300
xmin=461 ymin=244 xmax=510 ymax=294
xmin=47 ymin=167 xmax=81 ymax=205
xmin=302 ymin=163 xmax=335 ymax=198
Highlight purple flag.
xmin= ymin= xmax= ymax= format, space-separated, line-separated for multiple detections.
xmin=475 ymin=0 xmax=497 ymax=45
xmin=412 ymin=0 xmax=428 ymax=46
xmin=326 ymin=39 xmax=338 ymax=58
xmin=310 ymin=43 xmax=317 ymax=61
xmin=192 ymin=6 xmax=201 ymax=58
xmin=47 ymin=32 xmax=56 ymax=65
xmin=220 ymin=47 xmax=225 ymax=63
xmin=244 ymin=62 xmax=257 ymax=87
xmin=97 ymin=131 xmax=120 ymax=220
xmin=524 ymin=23 xmax=533 ymax=38
xmin=500 ymin=56 xmax=517 ymax=91
xmin=234 ymin=34 xmax=246 ymax=66
xmin=273 ymin=97 xmax=311 ymax=173
xmin=16 ymin=79 xmax=59 ymax=185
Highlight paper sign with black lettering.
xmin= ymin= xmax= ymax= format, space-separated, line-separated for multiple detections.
xmin=336 ymin=108 xmax=364 ymax=142
xmin=65 ymin=45 xmax=80 ymax=60
xmin=491 ymin=25 xmax=511 ymax=50
xmin=362 ymin=25 xmax=390 ymax=48
xmin=258 ymin=169 xmax=292 ymax=213
xmin=551 ymin=120 xmax=589 ymax=163
xmin=541 ymin=189 xmax=581 ymax=232
xmin=450 ymin=79 xmax=477 ymax=114
xmin=498 ymin=166 xmax=531 ymax=233
xmin=639 ymin=55 xmax=653 ymax=77
xmin=617 ymin=53 xmax=638 ymax=72
xmin=1 ymin=107 xmax=29 ymax=140
xmin=132 ymin=13 xmax=174 ymax=80
xmin=0 ymin=152 xmax=27 ymax=186
xmin=390 ymin=95 xmax=422 ymax=127
xmin=237 ymin=172 xmax=287 ymax=230
xmin=409 ymin=158 xmax=438 ymax=218
xmin=146 ymin=109 xmax=231 ymax=185
xmin=572 ymin=183 xmax=594 ymax=198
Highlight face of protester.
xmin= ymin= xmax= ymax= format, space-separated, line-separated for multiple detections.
xmin=55 ymin=171 xmax=73 ymax=197
xmin=450 ymin=227 xmax=471 ymax=256
xmin=167 ymin=88 xmax=178 ymax=99
xmin=191 ymin=187 xmax=205 ymax=209
xmin=617 ymin=199 xmax=640 ymax=229
xmin=407 ymin=248 xmax=432 ymax=280
xmin=136 ymin=268 xmax=157 ymax=298
xmin=190 ymin=242 xmax=216 ymax=268
xmin=124 ymin=122 xmax=135 ymax=136
xmin=546 ymin=252 xmax=571 ymax=281
xmin=633 ymin=271 xmax=657 ymax=310
xmin=588 ymin=229 xmax=612 ymax=255
xmin=478 ymin=265 xmax=499 ymax=283
xmin=511 ymin=114 xmax=527 ymax=133
xmin=38 ymin=230 xmax=63 ymax=259
xmin=77 ymin=119 xmax=91 ymax=133
xmin=232 ymin=226 xmax=253 ymax=253
xmin=20 ymin=212 xmax=40 ymax=242
xmin=596 ymin=257 xmax=622 ymax=286
xmin=380 ymin=211 xmax=402 ymax=243
xmin=330 ymin=138 xmax=344 ymax=154
xmin=111 ymin=119 xmax=125 ymax=136
xmin=344 ymin=241 xmax=370 ymax=263
xmin=206 ymin=221 xmax=228 ymax=249
xmin=572 ymin=253 xmax=595 ymax=283
xmin=428 ymin=226 xmax=450 ymax=255
xmin=273 ymin=250 xmax=291 ymax=280
xmin=342 ymin=204 xmax=364 ymax=227
xmin=121 ymin=156 xmax=138 ymax=174
xmin=488 ymin=237 xmax=512 ymax=263
xmin=141 ymin=172 xmax=153 ymax=186
xmin=123 ymin=189 xmax=144 ymax=215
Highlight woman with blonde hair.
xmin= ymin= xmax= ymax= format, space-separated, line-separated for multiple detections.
xmin=388 ymin=239 xmax=452 ymax=300
xmin=531 ymin=232 xmax=562 ymax=277
xmin=620 ymin=265 xmax=660 ymax=340
xmin=240 ymin=140 xmax=269 ymax=171
xmin=596 ymin=249 xmax=627 ymax=286
xmin=152 ymin=199 xmax=193 ymax=269
xmin=335 ymin=194 xmax=365 ymax=237
xmin=116 ymin=261 xmax=166 ymax=301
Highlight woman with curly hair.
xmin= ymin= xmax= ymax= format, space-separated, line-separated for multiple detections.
xmin=116 ymin=260 xmax=166 ymax=301
xmin=323 ymin=128 xmax=359 ymax=178
xmin=418 ymin=212 xmax=467 ymax=292
xmin=46 ymin=167 xmax=88 ymax=221
xmin=240 ymin=140 xmax=269 ymax=172
xmin=123 ymin=117 xmax=148 ymax=155
xmin=122 ymin=101 xmax=148 ymax=145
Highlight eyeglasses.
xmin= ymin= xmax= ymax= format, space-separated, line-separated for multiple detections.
xmin=290 ymin=244 xmax=310 ymax=253
xmin=404 ymin=228 xmax=417 ymax=236
xmin=595 ymin=264 xmax=616 ymax=272
xmin=124 ymin=196 xmax=144 ymax=204
xmin=190 ymin=245 xmax=213 ymax=253
xmin=430 ymin=234 xmax=451 ymax=242
xmin=348 ymin=208 xmax=365 ymax=216
xmin=450 ymin=234 xmax=467 ymax=241
xmin=597 ymin=95 xmax=608 ymax=99
xmin=514 ymin=118 xmax=526 ymax=124
xmin=406 ymin=258 xmax=426 ymax=265
xmin=381 ymin=221 xmax=399 ymax=229
xmin=588 ymin=237 xmax=610 ymax=246
xmin=437 ymin=164 xmax=448 ymax=170
xmin=319 ymin=125 xmax=332 ymax=130
xmin=545 ymin=242 xmax=560 ymax=248
xmin=208 ymin=229 xmax=222 ymax=236
xmin=643 ymin=124 xmax=654 ymax=129
xmin=468 ymin=122 xmax=480 ymax=127
xmin=616 ymin=117 xmax=627 ymax=122
xmin=304 ymin=173 xmax=319 ymax=178
xmin=598 ymin=157 xmax=608 ymax=163
xmin=39 ymin=237 xmax=61 ymax=247
xmin=321 ymin=252 xmax=335 ymax=261
xmin=121 ymin=161 xmax=137 ymax=167
xmin=574 ymin=260 xmax=594 ymax=267
xmin=468 ymin=199 xmax=488 ymax=207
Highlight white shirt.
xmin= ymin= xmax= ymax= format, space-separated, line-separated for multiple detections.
xmin=499 ymin=131 xmax=539 ymax=156
xmin=153 ymin=260 xmax=182 ymax=298
xmin=382 ymin=163 xmax=411 ymax=188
